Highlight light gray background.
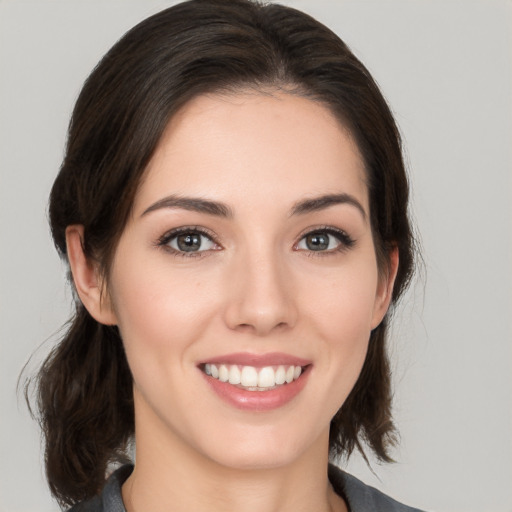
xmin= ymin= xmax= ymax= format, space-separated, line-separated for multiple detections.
xmin=1 ymin=1 xmax=511 ymax=511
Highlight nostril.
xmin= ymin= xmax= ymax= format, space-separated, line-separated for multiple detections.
xmin=235 ymin=323 xmax=254 ymax=332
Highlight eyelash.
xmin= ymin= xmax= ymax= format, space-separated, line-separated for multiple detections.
xmin=294 ymin=226 xmax=355 ymax=256
xmin=157 ymin=226 xmax=221 ymax=258
xmin=156 ymin=225 xmax=355 ymax=258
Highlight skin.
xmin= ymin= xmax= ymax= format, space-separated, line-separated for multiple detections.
xmin=67 ymin=91 xmax=398 ymax=512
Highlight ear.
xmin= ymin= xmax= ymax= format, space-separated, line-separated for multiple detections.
xmin=66 ymin=225 xmax=117 ymax=326
xmin=371 ymin=246 xmax=399 ymax=329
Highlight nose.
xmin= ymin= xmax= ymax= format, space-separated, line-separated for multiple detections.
xmin=223 ymin=249 xmax=298 ymax=336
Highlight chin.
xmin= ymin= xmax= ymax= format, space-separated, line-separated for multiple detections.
xmin=208 ymin=446 xmax=300 ymax=472
xmin=193 ymin=422 xmax=324 ymax=472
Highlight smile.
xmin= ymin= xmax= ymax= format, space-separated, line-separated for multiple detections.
xmin=202 ymin=363 xmax=303 ymax=390
xmin=198 ymin=353 xmax=312 ymax=410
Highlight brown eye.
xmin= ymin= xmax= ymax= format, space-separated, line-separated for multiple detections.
xmin=305 ymin=232 xmax=330 ymax=251
xmin=295 ymin=228 xmax=355 ymax=253
xmin=166 ymin=231 xmax=216 ymax=253
xmin=176 ymin=233 xmax=202 ymax=252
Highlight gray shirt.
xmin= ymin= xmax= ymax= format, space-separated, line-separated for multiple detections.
xmin=69 ymin=464 xmax=426 ymax=512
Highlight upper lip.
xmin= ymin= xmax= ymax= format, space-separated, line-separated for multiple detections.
xmin=198 ymin=352 xmax=312 ymax=367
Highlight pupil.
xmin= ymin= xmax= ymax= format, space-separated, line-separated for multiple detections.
xmin=306 ymin=232 xmax=328 ymax=251
xmin=177 ymin=233 xmax=201 ymax=252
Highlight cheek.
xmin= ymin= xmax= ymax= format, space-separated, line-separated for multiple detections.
xmin=108 ymin=256 xmax=221 ymax=366
xmin=301 ymin=259 xmax=379 ymax=392
xmin=304 ymin=262 xmax=380 ymax=339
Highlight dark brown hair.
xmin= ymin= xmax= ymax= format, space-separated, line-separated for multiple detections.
xmin=31 ymin=0 xmax=415 ymax=507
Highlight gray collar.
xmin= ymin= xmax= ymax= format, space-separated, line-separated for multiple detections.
xmin=69 ymin=463 xmax=426 ymax=512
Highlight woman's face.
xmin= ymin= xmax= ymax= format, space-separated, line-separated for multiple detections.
xmin=105 ymin=91 xmax=395 ymax=470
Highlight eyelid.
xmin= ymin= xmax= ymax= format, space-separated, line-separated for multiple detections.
xmin=156 ymin=225 xmax=222 ymax=256
xmin=158 ymin=225 xmax=218 ymax=242
xmin=155 ymin=224 xmax=354 ymax=257
xmin=293 ymin=225 xmax=355 ymax=253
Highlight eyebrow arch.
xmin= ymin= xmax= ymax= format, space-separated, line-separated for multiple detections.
xmin=290 ymin=193 xmax=367 ymax=221
xmin=141 ymin=193 xmax=366 ymax=220
xmin=141 ymin=195 xmax=233 ymax=218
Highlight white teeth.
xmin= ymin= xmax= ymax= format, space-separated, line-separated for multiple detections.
xmin=218 ymin=364 xmax=229 ymax=382
xmin=240 ymin=366 xmax=258 ymax=387
xmin=228 ymin=365 xmax=241 ymax=385
xmin=258 ymin=367 xmax=275 ymax=388
xmin=204 ymin=363 xmax=304 ymax=390
xmin=275 ymin=365 xmax=286 ymax=385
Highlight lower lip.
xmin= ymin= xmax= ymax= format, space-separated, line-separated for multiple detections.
xmin=201 ymin=366 xmax=311 ymax=411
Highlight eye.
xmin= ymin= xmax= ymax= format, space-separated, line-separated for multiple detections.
xmin=158 ymin=228 xmax=219 ymax=255
xmin=295 ymin=228 xmax=354 ymax=253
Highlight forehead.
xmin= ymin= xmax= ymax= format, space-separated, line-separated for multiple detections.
xmin=134 ymin=91 xmax=368 ymax=215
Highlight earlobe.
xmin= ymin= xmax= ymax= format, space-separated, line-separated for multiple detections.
xmin=371 ymin=246 xmax=399 ymax=329
xmin=65 ymin=225 xmax=117 ymax=326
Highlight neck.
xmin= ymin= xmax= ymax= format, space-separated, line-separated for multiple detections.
xmin=122 ymin=405 xmax=346 ymax=512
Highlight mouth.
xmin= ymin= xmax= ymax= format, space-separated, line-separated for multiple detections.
xmin=201 ymin=363 xmax=307 ymax=391
xmin=197 ymin=352 xmax=313 ymax=412
xmin=198 ymin=354 xmax=312 ymax=411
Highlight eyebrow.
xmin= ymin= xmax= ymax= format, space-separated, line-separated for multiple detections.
xmin=141 ymin=195 xmax=234 ymax=218
xmin=290 ymin=193 xmax=367 ymax=221
xmin=141 ymin=192 xmax=366 ymax=220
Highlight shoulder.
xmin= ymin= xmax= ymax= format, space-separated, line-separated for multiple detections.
xmin=67 ymin=496 xmax=102 ymax=512
xmin=67 ymin=465 xmax=133 ymax=512
xmin=328 ymin=464 xmax=428 ymax=512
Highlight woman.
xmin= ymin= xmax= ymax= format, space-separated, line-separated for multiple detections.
xmin=33 ymin=0 xmax=421 ymax=510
